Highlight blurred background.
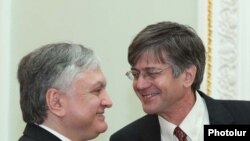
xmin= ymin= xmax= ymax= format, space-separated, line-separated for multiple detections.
xmin=1 ymin=0 xmax=249 ymax=141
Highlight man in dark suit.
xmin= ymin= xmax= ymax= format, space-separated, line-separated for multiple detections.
xmin=17 ymin=43 xmax=112 ymax=141
xmin=19 ymin=124 xmax=61 ymax=141
xmin=110 ymin=21 xmax=250 ymax=141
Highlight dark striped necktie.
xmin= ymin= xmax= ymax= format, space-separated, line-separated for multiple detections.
xmin=174 ymin=126 xmax=187 ymax=141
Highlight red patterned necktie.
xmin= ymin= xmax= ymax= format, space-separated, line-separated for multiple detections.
xmin=174 ymin=126 xmax=187 ymax=141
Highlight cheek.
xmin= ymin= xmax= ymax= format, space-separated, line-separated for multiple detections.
xmin=81 ymin=96 xmax=100 ymax=112
xmin=159 ymin=78 xmax=184 ymax=99
xmin=64 ymin=96 xmax=103 ymax=134
xmin=68 ymin=96 xmax=100 ymax=116
xmin=155 ymin=79 xmax=168 ymax=90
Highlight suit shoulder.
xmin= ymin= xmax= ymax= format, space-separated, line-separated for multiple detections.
xmin=18 ymin=136 xmax=36 ymax=141
xmin=219 ymin=99 xmax=250 ymax=110
xmin=112 ymin=114 xmax=156 ymax=134
xmin=218 ymin=99 xmax=250 ymax=123
xmin=219 ymin=99 xmax=250 ymax=107
xmin=110 ymin=114 xmax=158 ymax=141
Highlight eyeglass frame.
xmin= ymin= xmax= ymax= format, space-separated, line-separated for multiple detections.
xmin=125 ymin=64 xmax=172 ymax=81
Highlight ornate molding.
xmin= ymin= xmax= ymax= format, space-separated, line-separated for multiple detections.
xmin=216 ymin=0 xmax=239 ymax=99
xmin=206 ymin=0 xmax=213 ymax=96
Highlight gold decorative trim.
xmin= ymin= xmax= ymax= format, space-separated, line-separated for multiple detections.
xmin=206 ymin=0 xmax=213 ymax=96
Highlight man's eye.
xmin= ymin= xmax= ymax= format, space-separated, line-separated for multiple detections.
xmin=132 ymin=73 xmax=138 ymax=77
xmin=131 ymin=72 xmax=139 ymax=78
xmin=92 ymin=88 xmax=102 ymax=95
xmin=147 ymin=69 xmax=162 ymax=77
xmin=96 ymin=88 xmax=102 ymax=92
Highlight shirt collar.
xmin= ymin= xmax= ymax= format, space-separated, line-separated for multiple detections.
xmin=158 ymin=91 xmax=209 ymax=141
xmin=158 ymin=116 xmax=176 ymax=141
xmin=39 ymin=124 xmax=71 ymax=141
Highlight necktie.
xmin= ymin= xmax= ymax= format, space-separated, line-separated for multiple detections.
xmin=174 ymin=126 xmax=187 ymax=141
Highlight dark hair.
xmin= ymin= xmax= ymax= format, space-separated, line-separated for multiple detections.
xmin=17 ymin=42 xmax=100 ymax=124
xmin=128 ymin=21 xmax=206 ymax=90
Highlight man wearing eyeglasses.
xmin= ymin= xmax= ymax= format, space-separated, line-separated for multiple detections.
xmin=110 ymin=21 xmax=250 ymax=141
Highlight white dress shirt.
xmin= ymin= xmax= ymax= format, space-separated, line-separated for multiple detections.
xmin=158 ymin=92 xmax=210 ymax=141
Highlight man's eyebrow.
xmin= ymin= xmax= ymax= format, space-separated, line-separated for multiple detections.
xmin=131 ymin=67 xmax=157 ymax=70
xmin=131 ymin=67 xmax=139 ymax=71
xmin=94 ymin=81 xmax=106 ymax=88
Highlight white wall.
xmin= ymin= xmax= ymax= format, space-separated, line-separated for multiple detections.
xmin=0 ymin=0 xmax=11 ymax=140
xmin=2 ymin=0 xmax=198 ymax=140
xmin=238 ymin=0 xmax=250 ymax=100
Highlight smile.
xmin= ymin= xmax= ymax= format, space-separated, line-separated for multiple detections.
xmin=141 ymin=93 xmax=158 ymax=100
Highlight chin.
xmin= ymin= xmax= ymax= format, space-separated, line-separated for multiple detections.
xmin=144 ymin=110 xmax=157 ymax=115
xmin=87 ymin=123 xmax=108 ymax=140
xmin=96 ymin=122 xmax=108 ymax=133
xmin=143 ymin=106 xmax=157 ymax=115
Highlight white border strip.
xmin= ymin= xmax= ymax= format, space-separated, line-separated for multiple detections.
xmin=0 ymin=0 xmax=11 ymax=140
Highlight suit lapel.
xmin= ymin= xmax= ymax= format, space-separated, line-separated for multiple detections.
xmin=139 ymin=115 xmax=161 ymax=141
xmin=198 ymin=90 xmax=234 ymax=124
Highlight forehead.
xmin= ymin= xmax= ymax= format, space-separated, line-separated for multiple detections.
xmin=72 ymin=68 xmax=106 ymax=88
xmin=134 ymin=53 xmax=165 ymax=68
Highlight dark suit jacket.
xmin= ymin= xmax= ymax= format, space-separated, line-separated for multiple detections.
xmin=18 ymin=123 xmax=61 ymax=141
xmin=110 ymin=91 xmax=250 ymax=141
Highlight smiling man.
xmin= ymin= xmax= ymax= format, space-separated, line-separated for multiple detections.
xmin=110 ymin=21 xmax=250 ymax=141
xmin=17 ymin=43 xmax=112 ymax=141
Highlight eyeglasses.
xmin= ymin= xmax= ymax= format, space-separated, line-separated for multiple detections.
xmin=125 ymin=65 xmax=171 ymax=80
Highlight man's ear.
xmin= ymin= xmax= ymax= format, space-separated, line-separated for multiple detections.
xmin=46 ymin=88 xmax=65 ymax=117
xmin=183 ymin=65 xmax=197 ymax=88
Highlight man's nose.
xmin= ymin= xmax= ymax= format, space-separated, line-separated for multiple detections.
xmin=133 ymin=74 xmax=151 ymax=90
xmin=101 ymin=91 xmax=112 ymax=108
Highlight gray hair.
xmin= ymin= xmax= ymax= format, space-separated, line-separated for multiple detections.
xmin=17 ymin=42 xmax=100 ymax=124
xmin=128 ymin=21 xmax=206 ymax=90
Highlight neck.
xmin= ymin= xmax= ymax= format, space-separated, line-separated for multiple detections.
xmin=160 ymin=89 xmax=196 ymax=125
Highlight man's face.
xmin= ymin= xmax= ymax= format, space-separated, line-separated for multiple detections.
xmin=62 ymin=67 xmax=112 ymax=140
xmin=132 ymin=54 xmax=187 ymax=115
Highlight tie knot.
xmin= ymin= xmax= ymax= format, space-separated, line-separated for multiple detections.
xmin=174 ymin=126 xmax=187 ymax=141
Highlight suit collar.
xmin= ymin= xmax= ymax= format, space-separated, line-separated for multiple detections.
xmin=139 ymin=115 xmax=161 ymax=141
xmin=23 ymin=123 xmax=62 ymax=141
xmin=198 ymin=90 xmax=234 ymax=124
